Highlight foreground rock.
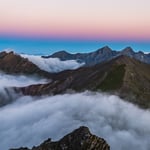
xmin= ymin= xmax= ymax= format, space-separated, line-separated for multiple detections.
xmin=10 ymin=126 xmax=110 ymax=150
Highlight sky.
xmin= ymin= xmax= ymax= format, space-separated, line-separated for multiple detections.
xmin=0 ymin=0 xmax=150 ymax=54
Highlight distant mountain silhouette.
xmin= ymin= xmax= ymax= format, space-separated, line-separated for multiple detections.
xmin=43 ymin=46 xmax=150 ymax=65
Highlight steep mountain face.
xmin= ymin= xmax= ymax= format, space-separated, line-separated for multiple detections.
xmin=0 ymin=51 xmax=52 ymax=78
xmin=20 ymin=56 xmax=150 ymax=108
xmin=44 ymin=46 xmax=150 ymax=65
xmin=10 ymin=126 xmax=110 ymax=150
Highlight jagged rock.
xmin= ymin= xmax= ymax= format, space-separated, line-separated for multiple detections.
xmin=10 ymin=126 xmax=110 ymax=150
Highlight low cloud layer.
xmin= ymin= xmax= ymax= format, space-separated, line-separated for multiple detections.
xmin=0 ymin=91 xmax=150 ymax=150
xmin=0 ymin=73 xmax=48 ymax=88
xmin=21 ymin=54 xmax=84 ymax=73
xmin=0 ymin=72 xmax=49 ymax=106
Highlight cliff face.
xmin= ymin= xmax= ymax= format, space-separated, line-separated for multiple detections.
xmin=10 ymin=126 xmax=110 ymax=150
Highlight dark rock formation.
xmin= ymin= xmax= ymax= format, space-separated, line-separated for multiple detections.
xmin=44 ymin=46 xmax=150 ymax=65
xmin=10 ymin=126 xmax=110 ymax=150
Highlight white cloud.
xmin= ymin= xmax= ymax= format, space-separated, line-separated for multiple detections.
xmin=143 ymin=52 xmax=150 ymax=54
xmin=21 ymin=54 xmax=84 ymax=73
xmin=0 ymin=91 xmax=150 ymax=150
xmin=0 ymin=72 xmax=49 ymax=106
xmin=0 ymin=73 xmax=49 ymax=88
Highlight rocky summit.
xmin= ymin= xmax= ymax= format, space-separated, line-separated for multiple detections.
xmin=10 ymin=126 xmax=110 ymax=150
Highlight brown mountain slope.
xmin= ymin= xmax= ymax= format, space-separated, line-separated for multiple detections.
xmin=20 ymin=56 xmax=150 ymax=108
xmin=0 ymin=51 xmax=52 ymax=78
xmin=10 ymin=126 xmax=110 ymax=150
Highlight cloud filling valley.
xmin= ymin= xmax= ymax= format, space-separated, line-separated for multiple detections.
xmin=0 ymin=91 xmax=150 ymax=150
xmin=21 ymin=54 xmax=84 ymax=73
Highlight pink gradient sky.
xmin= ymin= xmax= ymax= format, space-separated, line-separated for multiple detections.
xmin=0 ymin=0 xmax=150 ymax=41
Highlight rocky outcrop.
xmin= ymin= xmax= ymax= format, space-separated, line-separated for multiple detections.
xmin=44 ymin=46 xmax=150 ymax=65
xmin=10 ymin=126 xmax=110 ymax=150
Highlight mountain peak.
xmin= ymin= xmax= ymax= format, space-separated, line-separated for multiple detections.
xmin=97 ymin=46 xmax=112 ymax=52
xmin=56 ymin=50 xmax=69 ymax=54
xmin=51 ymin=50 xmax=70 ymax=56
xmin=45 ymin=46 xmax=150 ymax=65
xmin=45 ymin=50 xmax=72 ymax=60
xmin=122 ymin=47 xmax=134 ymax=53
xmin=10 ymin=126 xmax=110 ymax=150
xmin=103 ymin=45 xmax=112 ymax=49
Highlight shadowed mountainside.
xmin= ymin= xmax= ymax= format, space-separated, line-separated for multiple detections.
xmin=10 ymin=126 xmax=110 ymax=150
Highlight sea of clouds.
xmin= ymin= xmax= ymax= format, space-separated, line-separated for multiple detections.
xmin=0 ymin=72 xmax=49 ymax=106
xmin=0 ymin=51 xmax=150 ymax=150
xmin=21 ymin=54 xmax=84 ymax=73
xmin=0 ymin=92 xmax=150 ymax=150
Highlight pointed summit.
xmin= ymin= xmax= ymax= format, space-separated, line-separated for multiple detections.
xmin=121 ymin=47 xmax=134 ymax=55
xmin=96 ymin=46 xmax=112 ymax=53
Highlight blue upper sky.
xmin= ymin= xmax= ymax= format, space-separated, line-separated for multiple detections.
xmin=0 ymin=37 xmax=149 ymax=55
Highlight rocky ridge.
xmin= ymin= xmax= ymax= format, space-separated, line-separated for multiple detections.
xmin=0 ymin=51 xmax=52 ymax=78
xmin=10 ymin=126 xmax=110 ymax=150
xmin=20 ymin=56 xmax=150 ymax=108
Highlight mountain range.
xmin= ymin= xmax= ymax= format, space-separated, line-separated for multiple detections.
xmin=0 ymin=49 xmax=150 ymax=108
xmin=0 ymin=47 xmax=150 ymax=150
xmin=43 ymin=46 xmax=150 ymax=66
xmin=20 ymin=55 xmax=150 ymax=108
